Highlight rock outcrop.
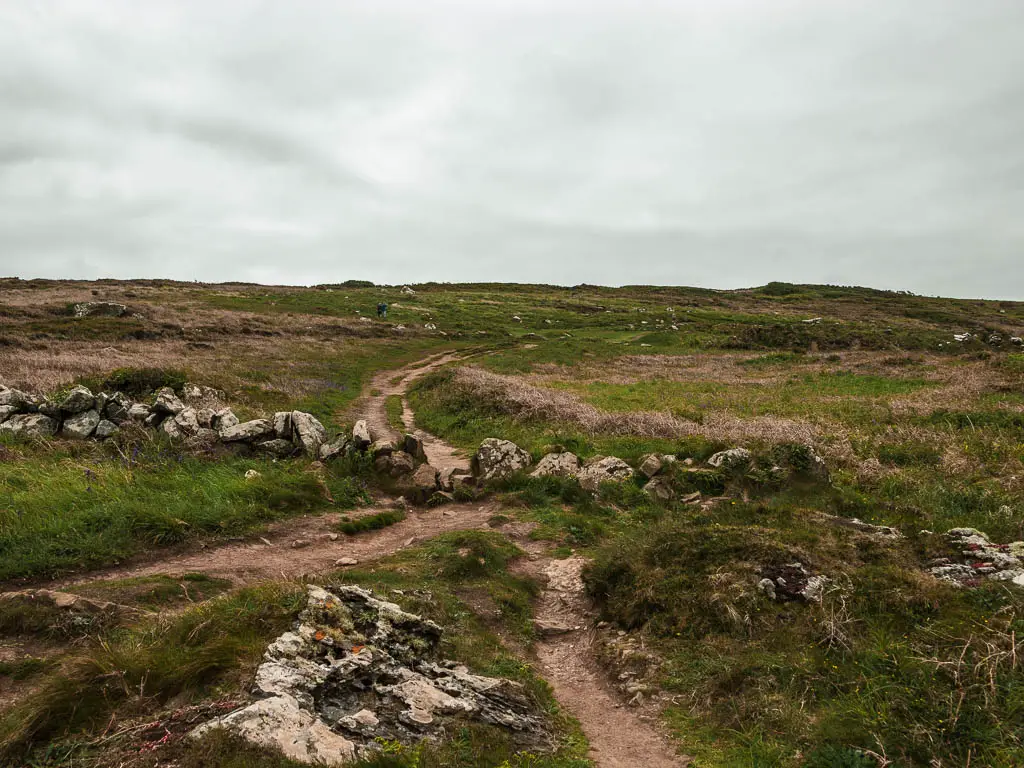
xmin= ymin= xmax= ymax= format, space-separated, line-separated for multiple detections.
xmin=191 ymin=585 xmax=550 ymax=763
xmin=530 ymin=452 xmax=581 ymax=479
xmin=928 ymin=528 xmax=1024 ymax=588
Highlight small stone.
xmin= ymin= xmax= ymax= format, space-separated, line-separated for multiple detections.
xmin=335 ymin=557 xmax=358 ymax=567
xmin=245 ymin=469 xmax=262 ymax=481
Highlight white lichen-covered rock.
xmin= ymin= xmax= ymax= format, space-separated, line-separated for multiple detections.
xmin=128 ymin=403 xmax=151 ymax=422
xmin=256 ymin=439 xmax=296 ymax=458
xmin=0 ymin=413 xmax=59 ymax=438
xmin=638 ymin=454 xmax=664 ymax=479
xmin=928 ymin=528 xmax=1024 ymax=588
xmin=192 ymin=694 xmax=357 ymax=764
xmin=95 ymin=419 xmax=119 ymax=439
xmin=59 ymin=385 xmax=95 ymax=414
xmin=103 ymin=392 xmax=132 ymax=424
xmin=0 ymin=405 xmax=16 ymax=423
xmin=173 ymin=407 xmax=201 ymax=435
xmin=152 ymin=387 xmax=185 ymax=416
xmin=708 ymin=447 xmax=752 ymax=469
xmin=273 ymin=412 xmax=292 ymax=440
xmin=577 ymin=456 xmax=634 ymax=492
xmin=403 ymin=434 xmax=427 ymax=462
xmin=530 ymin=452 xmax=581 ymax=479
xmin=352 ymin=419 xmax=373 ymax=450
xmin=62 ymin=409 xmax=100 ymax=439
xmin=213 ymin=408 xmax=239 ymax=430
xmin=397 ymin=463 xmax=439 ymax=504
xmin=642 ymin=477 xmax=674 ymax=501
xmin=190 ymin=585 xmax=549 ymax=763
xmin=0 ymin=385 xmax=32 ymax=410
xmin=319 ymin=436 xmax=350 ymax=462
xmin=438 ymin=466 xmax=474 ymax=492
xmin=472 ymin=438 xmax=532 ymax=481
xmin=220 ymin=419 xmax=274 ymax=442
xmin=291 ymin=411 xmax=326 ymax=456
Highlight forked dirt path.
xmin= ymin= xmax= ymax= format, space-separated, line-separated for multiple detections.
xmin=43 ymin=352 xmax=687 ymax=767
xmin=360 ymin=351 xmax=470 ymax=470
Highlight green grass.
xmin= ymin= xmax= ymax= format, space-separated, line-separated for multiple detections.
xmin=0 ymin=657 xmax=51 ymax=682
xmin=73 ymin=573 xmax=234 ymax=609
xmin=0 ymin=439 xmax=369 ymax=581
xmin=385 ymin=394 xmax=405 ymax=431
xmin=335 ymin=509 xmax=406 ymax=535
xmin=585 ymin=502 xmax=1024 ymax=767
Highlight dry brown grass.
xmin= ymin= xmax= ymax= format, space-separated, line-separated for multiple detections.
xmin=453 ymin=366 xmax=825 ymax=446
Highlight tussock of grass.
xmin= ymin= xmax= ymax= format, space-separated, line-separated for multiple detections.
xmin=335 ymin=509 xmax=406 ymax=535
xmin=385 ymin=393 xmax=405 ymax=430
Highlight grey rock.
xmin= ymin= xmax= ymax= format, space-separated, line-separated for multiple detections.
xmin=62 ymin=409 xmax=100 ymax=439
xmin=403 ymin=433 xmax=427 ymax=462
xmin=37 ymin=399 xmax=61 ymax=419
xmin=195 ymin=408 xmax=216 ymax=429
xmin=174 ymin=407 xmax=201 ymax=435
xmin=578 ymin=456 xmax=634 ymax=492
xmin=291 ymin=411 xmax=327 ymax=456
xmin=0 ymin=413 xmax=59 ymax=438
xmin=256 ymin=439 xmax=298 ymax=458
xmin=220 ymin=419 xmax=275 ymax=443
xmin=162 ymin=417 xmax=184 ymax=440
xmin=143 ymin=411 xmax=164 ymax=429
xmin=273 ymin=411 xmax=292 ymax=440
xmin=0 ymin=385 xmax=31 ymax=410
xmin=472 ymin=438 xmax=532 ymax=481
xmin=72 ymin=301 xmax=128 ymax=318
xmin=352 ymin=419 xmax=373 ymax=450
xmin=104 ymin=392 xmax=132 ymax=424
xmin=182 ymin=383 xmax=226 ymax=405
xmin=95 ymin=419 xmax=120 ymax=439
xmin=213 ymin=408 xmax=239 ymax=430
xmin=398 ymin=463 xmax=439 ymax=504
xmin=128 ymin=403 xmax=151 ymax=422
xmin=319 ymin=436 xmax=350 ymax=462
xmin=59 ymin=385 xmax=95 ymax=414
xmin=191 ymin=585 xmax=549 ymax=761
xmin=530 ymin=452 xmax=581 ymax=479
xmin=0 ymin=405 xmax=16 ymax=423
xmin=438 ymin=466 xmax=474 ymax=492
xmin=376 ymin=451 xmax=416 ymax=477
xmin=370 ymin=439 xmax=396 ymax=458
xmin=638 ymin=454 xmax=663 ymax=479
xmin=152 ymin=387 xmax=185 ymax=416
xmin=708 ymin=447 xmax=753 ymax=469
xmin=642 ymin=477 xmax=674 ymax=501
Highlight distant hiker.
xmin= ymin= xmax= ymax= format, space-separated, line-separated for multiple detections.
xmin=377 ymin=302 xmax=388 ymax=318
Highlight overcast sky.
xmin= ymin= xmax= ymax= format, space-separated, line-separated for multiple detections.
xmin=1 ymin=1 xmax=1022 ymax=297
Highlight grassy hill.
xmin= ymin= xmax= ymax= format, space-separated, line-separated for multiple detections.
xmin=2 ymin=277 xmax=1023 ymax=767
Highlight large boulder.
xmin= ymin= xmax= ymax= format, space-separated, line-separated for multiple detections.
xmin=352 ymin=420 xmax=373 ymax=451
xmin=530 ymin=452 xmax=581 ymax=479
xmin=152 ymin=387 xmax=185 ymax=416
xmin=59 ymin=385 xmax=95 ymax=414
xmin=577 ymin=456 xmax=634 ymax=492
xmin=643 ymin=477 xmax=674 ymax=501
xmin=438 ymin=466 xmax=474 ymax=492
xmin=72 ymin=301 xmax=128 ymax=318
xmin=708 ymin=447 xmax=753 ymax=470
xmin=291 ymin=411 xmax=327 ymax=456
xmin=0 ymin=413 xmax=59 ymax=438
xmin=398 ymin=463 xmax=439 ymax=504
xmin=62 ymin=409 xmax=100 ymax=439
xmin=472 ymin=438 xmax=532 ymax=481
xmin=220 ymin=419 xmax=275 ymax=443
xmin=0 ymin=405 xmax=16 ymax=423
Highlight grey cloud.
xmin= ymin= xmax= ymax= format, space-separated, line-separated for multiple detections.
xmin=0 ymin=0 xmax=1022 ymax=296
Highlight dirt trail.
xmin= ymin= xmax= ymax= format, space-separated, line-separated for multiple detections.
xmin=517 ymin=551 xmax=688 ymax=768
xmin=55 ymin=504 xmax=497 ymax=589
xmin=360 ymin=351 xmax=470 ymax=470
xmin=43 ymin=352 xmax=687 ymax=768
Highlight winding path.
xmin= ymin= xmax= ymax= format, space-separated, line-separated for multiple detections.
xmin=49 ymin=353 xmax=687 ymax=767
